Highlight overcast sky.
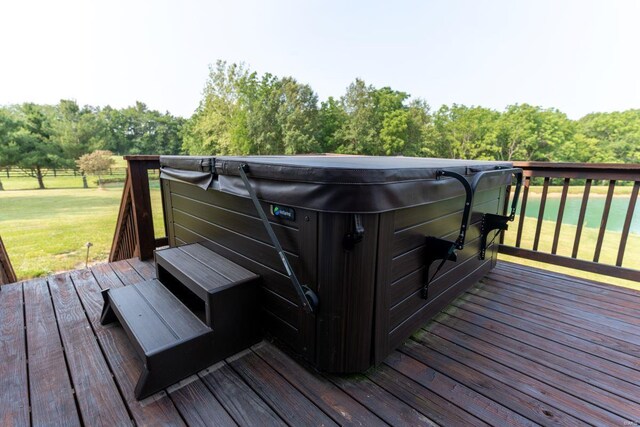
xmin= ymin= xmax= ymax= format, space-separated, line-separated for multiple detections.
xmin=1 ymin=0 xmax=638 ymax=119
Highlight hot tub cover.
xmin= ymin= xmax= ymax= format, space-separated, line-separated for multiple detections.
xmin=160 ymin=155 xmax=513 ymax=213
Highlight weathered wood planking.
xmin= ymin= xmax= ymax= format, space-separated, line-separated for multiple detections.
xmin=478 ymin=280 xmax=640 ymax=344
xmin=403 ymin=335 xmax=585 ymax=426
xmin=167 ymin=376 xmax=237 ymax=427
xmin=383 ymin=350 xmax=534 ymax=426
xmin=199 ymin=362 xmax=286 ymax=426
xmin=228 ymin=350 xmax=338 ymax=426
xmin=253 ymin=343 xmax=386 ymax=427
xmin=4 ymin=258 xmax=640 ymax=427
xmin=366 ymin=363 xmax=489 ymax=426
xmin=437 ymin=309 xmax=640 ymax=405
xmin=49 ymin=273 xmax=132 ymax=426
xmin=327 ymin=372 xmax=438 ymax=426
xmin=0 ymin=283 xmax=29 ymax=426
xmin=426 ymin=317 xmax=640 ymax=421
xmin=23 ymin=278 xmax=80 ymax=426
xmin=451 ymin=294 xmax=640 ymax=378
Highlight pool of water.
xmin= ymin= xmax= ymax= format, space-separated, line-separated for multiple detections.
xmin=519 ymin=195 xmax=640 ymax=234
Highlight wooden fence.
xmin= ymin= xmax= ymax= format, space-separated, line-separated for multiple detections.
xmin=500 ymin=162 xmax=640 ymax=281
xmin=1 ymin=166 xmax=127 ymax=178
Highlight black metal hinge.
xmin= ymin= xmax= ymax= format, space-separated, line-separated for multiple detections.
xmin=479 ymin=213 xmax=510 ymax=260
xmin=422 ymin=237 xmax=457 ymax=299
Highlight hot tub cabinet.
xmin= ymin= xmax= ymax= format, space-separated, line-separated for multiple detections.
xmin=160 ymin=156 xmax=520 ymax=373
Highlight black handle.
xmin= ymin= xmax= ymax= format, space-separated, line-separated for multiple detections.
xmin=437 ymin=167 xmax=523 ymax=250
xmin=471 ymin=167 xmax=523 ymax=220
xmin=436 ymin=170 xmax=473 ymax=250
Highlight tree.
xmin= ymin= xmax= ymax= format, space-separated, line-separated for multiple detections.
xmin=431 ymin=104 xmax=500 ymax=160
xmin=183 ymin=61 xmax=251 ymax=155
xmin=76 ymin=150 xmax=115 ymax=188
xmin=184 ymin=61 xmax=321 ymax=155
xmin=495 ymin=104 xmax=574 ymax=161
xmin=318 ymin=97 xmax=348 ymax=152
xmin=0 ymin=108 xmax=22 ymax=190
xmin=332 ymin=79 xmax=426 ymax=156
xmin=576 ymin=110 xmax=640 ymax=163
xmin=0 ymin=103 xmax=65 ymax=189
xmin=334 ymin=79 xmax=379 ymax=154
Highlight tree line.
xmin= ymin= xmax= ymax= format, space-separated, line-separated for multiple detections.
xmin=0 ymin=101 xmax=183 ymax=188
xmin=187 ymin=61 xmax=639 ymax=163
xmin=1 ymin=60 xmax=638 ymax=189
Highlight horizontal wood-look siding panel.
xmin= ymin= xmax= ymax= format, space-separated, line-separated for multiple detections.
xmin=392 ymin=221 xmax=485 ymax=284
xmin=390 ymin=235 xmax=487 ymax=306
xmin=389 ymin=251 xmax=492 ymax=331
xmin=263 ymin=309 xmax=300 ymax=350
xmin=172 ymin=210 xmax=301 ymax=276
xmin=392 ymin=197 xmax=498 ymax=258
xmin=374 ymin=185 xmax=504 ymax=364
xmin=171 ymin=193 xmax=300 ymax=253
xmin=393 ymin=188 xmax=500 ymax=231
xmin=170 ymin=180 xmax=302 ymax=229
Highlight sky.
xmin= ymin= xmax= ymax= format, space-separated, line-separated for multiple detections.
xmin=0 ymin=0 xmax=638 ymax=119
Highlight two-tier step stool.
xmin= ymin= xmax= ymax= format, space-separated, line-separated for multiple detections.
xmin=100 ymin=243 xmax=261 ymax=399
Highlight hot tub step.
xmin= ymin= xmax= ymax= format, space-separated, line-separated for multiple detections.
xmin=155 ymin=243 xmax=262 ymax=354
xmin=100 ymin=279 xmax=214 ymax=399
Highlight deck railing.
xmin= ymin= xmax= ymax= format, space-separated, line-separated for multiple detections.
xmin=0 ymin=235 xmax=16 ymax=285
xmin=110 ymin=155 xmax=167 ymax=262
xmin=500 ymin=162 xmax=640 ymax=282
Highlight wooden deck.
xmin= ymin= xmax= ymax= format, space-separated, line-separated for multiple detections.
xmin=2 ymin=260 xmax=640 ymax=426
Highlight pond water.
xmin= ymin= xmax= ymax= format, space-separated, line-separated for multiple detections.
xmin=519 ymin=194 xmax=640 ymax=234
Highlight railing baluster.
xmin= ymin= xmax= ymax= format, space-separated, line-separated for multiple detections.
xmin=593 ymin=179 xmax=616 ymax=263
xmin=515 ymin=176 xmax=531 ymax=248
xmin=572 ymin=179 xmax=592 ymax=259
xmin=616 ymin=181 xmax=640 ymax=267
xmin=500 ymin=162 xmax=640 ymax=282
xmin=532 ymin=177 xmax=550 ymax=251
xmin=551 ymin=178 xmax=570 ymax=254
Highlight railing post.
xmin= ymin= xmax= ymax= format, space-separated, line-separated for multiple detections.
xmin=128 ymin=158 xmax=156 ymax=260
xmin=110 ymin=155 xmax=162 ymax=262
xmin=0 ymin=235 xmax=17 ymax=285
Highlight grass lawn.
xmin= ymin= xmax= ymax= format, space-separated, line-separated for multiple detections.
xmin=500 ymin=215 xmax=640 ymax=291
xmin=0 ymin=183 xmax=163 ymax=279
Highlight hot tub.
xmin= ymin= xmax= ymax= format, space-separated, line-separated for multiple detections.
xmin=159 ymin=155 xmax=521 ymax=373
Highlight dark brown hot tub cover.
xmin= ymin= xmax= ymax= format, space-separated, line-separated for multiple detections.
xmin=160 ymin=155 xmax=513 ymax=213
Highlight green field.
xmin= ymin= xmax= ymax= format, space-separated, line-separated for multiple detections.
xmin=0 ymin=180 xmax=163 ymax=279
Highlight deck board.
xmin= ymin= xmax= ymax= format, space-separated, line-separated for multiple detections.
xmin=0 ymin=283 xmax=29 ymax=427
xmin=1 ymin=259 xmax=639 ymax=426
xmin=23 ymin=278 xmax=80 ymax=427
xmin=49 ymin=273 xmax=132 ymax=426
